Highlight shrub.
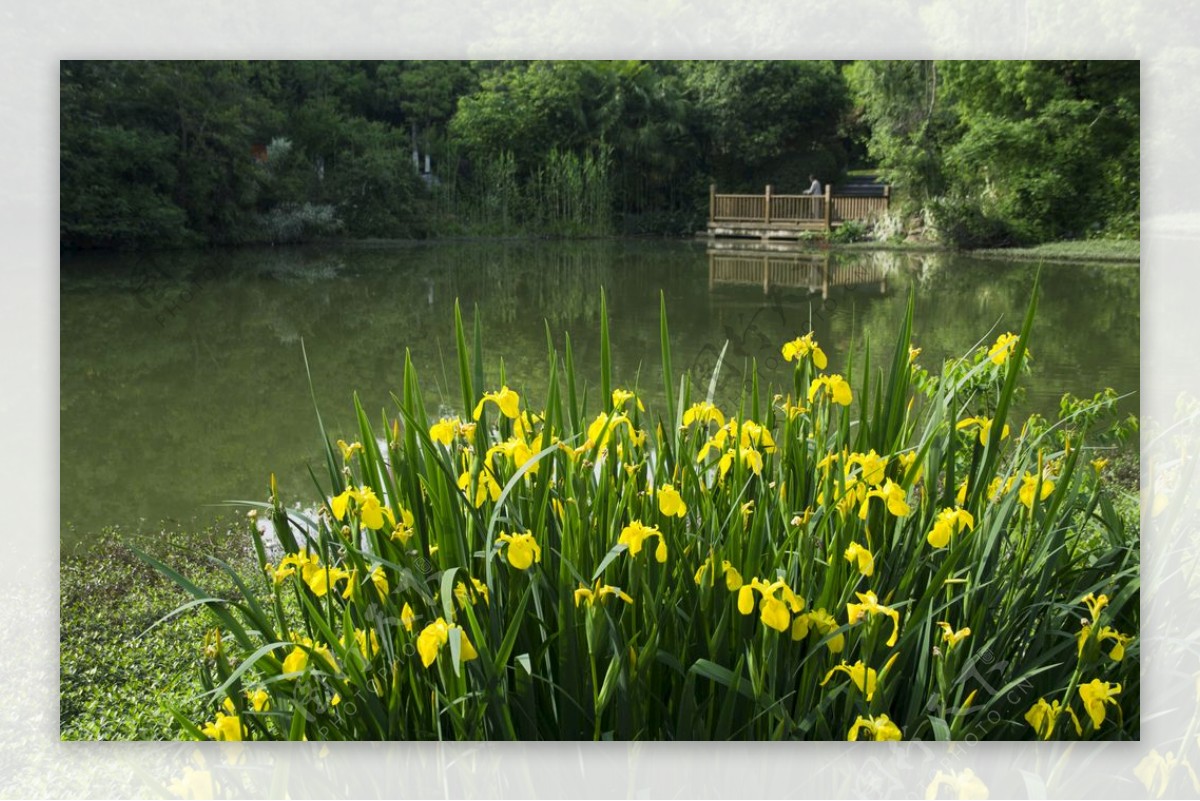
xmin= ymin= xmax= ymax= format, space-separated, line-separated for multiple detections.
xmin=928 ymin=195 xmax=1022 ymax=249
xmin=258 ymin=203 xmax=343 ymax=244
xmin=829 ymin=220 xmax=868 ymax=244
xmin=149 ymin=290 xmax=1138 ymax=741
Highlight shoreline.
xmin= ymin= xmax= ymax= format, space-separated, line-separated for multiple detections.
xmin=61 ymin=234 xmax=1141 ymax=264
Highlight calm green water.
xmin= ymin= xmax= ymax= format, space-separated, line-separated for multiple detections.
xmin=60 ymin=240 xmax=1138 ymax=549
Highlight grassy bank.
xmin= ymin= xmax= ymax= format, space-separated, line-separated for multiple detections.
xmin=60 ymin=525 xmax=258 ymax=740
xmin=968 ymin=240 xmax=1139 ymax=263
xmin=701 ymin=236 xmax=1137 ymax=263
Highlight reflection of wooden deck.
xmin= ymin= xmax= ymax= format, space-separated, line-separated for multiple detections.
xmin=708 ymin=249 xmax=890 ymax=299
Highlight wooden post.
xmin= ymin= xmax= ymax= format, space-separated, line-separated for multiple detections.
xmin=762 ymin=255 xmax=770 ymax=296
xmin=764 ymin=185 xmax=772 ymax=225
xmin=823 ymin=184 xmax=832 ymax=232
xmin=709 ymin=184 xmax=716 ymax=223
xmin=883 ymin=184 xmax=891 ymax=211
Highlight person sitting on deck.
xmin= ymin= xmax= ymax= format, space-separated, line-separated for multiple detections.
xmin=803 ymin=174 xmax=822 ymax=195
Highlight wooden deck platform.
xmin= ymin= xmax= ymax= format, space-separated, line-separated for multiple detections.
xmin=705 ymin=183 xmax=890 ymax=240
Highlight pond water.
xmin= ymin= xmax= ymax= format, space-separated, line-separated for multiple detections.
xmin=60 ymin=240 xmax=1139 ymax=550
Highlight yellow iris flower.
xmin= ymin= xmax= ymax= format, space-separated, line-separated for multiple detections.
xmin=487 ymin=435 xmax=544 ymax=474
xmin=807 ymin=374 xmax=853 ymax=406
xmin=474 ymin=388 xmax=518 ymax=421
xmin=581 ymin=411 xmax=640 ymax=453
xmin=1018 ymin=472 xmax=1055 ymax=509
xmin=926 ymin=506 xmax=975 ymax=548
xmin=817 ymin=475 xmax=867 ymax=519
xmin=247 ymin=687 xmax=270 ymax=712
xmin=657 ymin=483 xmax=687 ymax=518
xmin=774 ymin=393 xmax=808 ymax=420
xmin=681 ymin=401 xmax=725 ymax=429
xmin=401 ymin=602 xmax=416 ymax=633
xmin=717 ymin=446 xmax=765 ymax=479
xmin=733 ymin=419 xmax=776 ymax=452
xmin=859 ymin=478 xmax=910 ymax=519
xmin=368 ymin=565 xmax=388 ymax=597
xmin=281 ymin=635 xmax=337 ymax=677
xmin=843 ymin=542 xmax=874 ymax=577
xmin=201 ymin=711 xmax=244 ymax=741
xmin=278 ymin=550 xmax=352 ymax=598
xmin=618 ymin=520 xmax=668 ymax=563
xmin=472 ymin=386 xmax=521 ymax=420
xmin=330 ymin=484 xmax=392 ymax=530
xmin=1024 ymin=696 xmax=1081 ymax=740
xmin=1081 ymin=591 xmax=1109 ymax=621
xmin=937 ymin=621 xmax=971 ymax=648
xmin=847 ymin=590 xmax=902 ymax=647
xmin=694 ymin=556 xmax=744 ymax=590
xmin=457 ymin=468 xmax=502 ymax=508
xmin=987 ymin=332 xmax=1021 ymax=365
xmin=336 ymin=439 xmax=364 ymax=461
xmin=821 ymin=660 xmax=879 ymax=700
xmin=847 ymin=713 xmax=901 ymax=741
xmin=351 ymin=627 xmax=381 ymax=658
xmin=848 ymin=449 xmax=888 ymax=486
xmin=389 ymin=506 xmax=416 ymax=544
xmin=1078 ymin=679 xmax=1122 ymax=728
xmin=454 ymin=577 xmax=490 ymax=607
xmin=736 ymin=577 xmax=805 ymax=633
xmin=956 ymin=416 xmax=1010 ymax=446
xmin=698 ymin=419 xmax=776 ymax=465
xmin=791 ymin=608 xmax=844 ymax=652
xmin=781 ymin=332 xmax=828 ymax=369
xmin=495 ymin=531 xmax=542 ymax=570
xmin=416 ymin=617 xmax=479 ymax=669
xmin=574 ymin=579 xmax=634 ymax=608
xmin=611 ymin=388 xmax=645 ymax=411
xmin=1077 ymin=620 xmax=1133 ymax=663
xmin=428 ymin=416 xmax=462 ymax=446
xmin=897 ymin=450 xmax=923 ymax=483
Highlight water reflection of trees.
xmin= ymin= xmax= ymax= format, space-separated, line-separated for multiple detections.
xmin=60 ymin=243 xmax=1138 ymax=540
xmin=850 ymin=256 xmax=1139 ymax=419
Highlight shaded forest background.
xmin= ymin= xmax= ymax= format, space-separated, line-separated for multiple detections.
xmin=60 ymin=60 xmax=1139 ymax=249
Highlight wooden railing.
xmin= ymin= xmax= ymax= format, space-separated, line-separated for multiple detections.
xmin=711 ymin=193 xmax=767 ymax=221
xmin=709 ymin=184 xmax=889 ymax=231
xmin=830 ymin=195 xmax=889 ymax=223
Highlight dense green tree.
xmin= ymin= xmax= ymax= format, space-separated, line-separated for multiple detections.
xmin=449 ymin=61 xmax=614 ymax=171
xmin=938 ymin=60 xmax=1139 ymax=241
xmin=60 ymin=59 xmax=1137 ymax=249
xmin=843 ymin=60 xmax=951 ymax=203
xmin=61 ymin=63 xmax=192 ymax=248
xmin=847 ymin=60 xmax=1139 ymax=245
xmin=61 ymin=61 xmax=276 ymax=247
xmin=375 ymin=60 xmax=478 ymax=136
xmin=593 ymin=62 xmax=700 ymax=225
xmin=680 ymin=60 xmax=851 ymax=192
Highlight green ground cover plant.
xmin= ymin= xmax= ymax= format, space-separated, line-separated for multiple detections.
xmin=60 ymin=528 xmax=257 ymax=740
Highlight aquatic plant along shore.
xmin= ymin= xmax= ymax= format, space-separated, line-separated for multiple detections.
xmin=146 ymin=290 xmax=1138 ymax=741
